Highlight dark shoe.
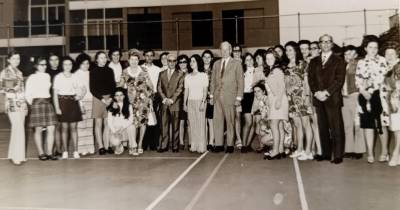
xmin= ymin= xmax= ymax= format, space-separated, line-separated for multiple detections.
xmin=331 ymin=158 xmax=343 ymax=164
xmin=179 ymin=144 xmax=185 ymax=150
xmin=54 ymin=151 xmax=62 ymax=157
xmin=353 ymin=153 xmax=363 ymax=160
xmin=314 ymin=155 xmax=323 ymax=161
xmin=241 ymin=146 xmax=248 ymax=153
xmin=225 ymin=146 xmax=234 ymax=153
xmin=207 ymin=144 xmax=214 ymax=152
xmin=38 ymin=154 xmax=48 ymax=161
xmin=172 ymin=149 xmax=179 ymax=153
xmin=157 ymin=148 xmax=167 ymax=153
xmin=107 ymin=147 xmax=114 ymax=154
xmin=47 ymin=154 xmax=58 ymax=161
xmin=280 ymin=152 xmax=287 ymax=159
xmin=99 ymin=148 xmax=106 ymax=155
xmin=214 ymin=146 xmax=224 ymax=153
xmin=265 ymin=153 xmax=281 ymax=160
xmin=343 ymin=153 xmax=354 ymax=159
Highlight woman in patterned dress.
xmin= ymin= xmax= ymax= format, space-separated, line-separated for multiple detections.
xmin=284 ymin=42 xmax=314 ymax=161
xmin=0 ymin=51 xmax=28 ymax=165
xmin=74 ymin=53 xmax=95 ymax=156
xmin=383 ymin=43 xmax=400 ymax=166
xmin=355 ymin=35 xmax=389 ymax=163
xmin=121 ymin=51 xmax=154 ymax=156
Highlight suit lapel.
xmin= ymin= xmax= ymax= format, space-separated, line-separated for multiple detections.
xmin=168 ymin=69 xmax=179 ymax=84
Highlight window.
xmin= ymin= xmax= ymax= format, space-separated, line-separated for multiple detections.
xmin=30 ymin=1 xmax=65 ymax=36
xmin=128 ymin=13 xmax=162 ymax=50
xmin=222 ymin=10 xmax=244 ymax=45
xmin=192 ymin=11 xmax=213 ymax=47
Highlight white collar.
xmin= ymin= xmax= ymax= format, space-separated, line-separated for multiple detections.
xmin=321 ymin=51 xmax=332 ymax=58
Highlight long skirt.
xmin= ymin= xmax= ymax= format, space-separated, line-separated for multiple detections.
xmin=187 ymin=100 xmax=207 ymax=153
xmin=77 ymin=98 xmax=95 ymax=155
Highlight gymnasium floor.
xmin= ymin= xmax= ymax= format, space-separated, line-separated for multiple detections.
xmin=0 ymin=114 xmax=399 ymax=210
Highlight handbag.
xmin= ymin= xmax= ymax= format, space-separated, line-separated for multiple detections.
xmin=389 ymin=112 xmax=400 ymax=131
xmin=147 ymin=110 xmax=157 ymax=126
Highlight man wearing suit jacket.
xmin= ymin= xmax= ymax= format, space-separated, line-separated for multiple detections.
xmin=210 ymin=41 xmax=244 ymax=153
xmin=157 ymin=54 xmax=185 ymax=153
xmin=308 ymin=34 xmax=346 ymax=164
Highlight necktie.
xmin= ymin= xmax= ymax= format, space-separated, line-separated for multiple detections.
xmin=168 ymin=69 xmax=172 ymax=81
xmin=322 ymin=55 xmax=327 ymax=65
xmin=220 ymin=60 xmax=226 ymax=78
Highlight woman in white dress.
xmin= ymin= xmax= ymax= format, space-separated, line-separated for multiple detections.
xmin=183 ymin=54 xmax=209 ymax=153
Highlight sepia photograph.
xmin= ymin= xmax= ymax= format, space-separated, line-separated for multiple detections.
xmin=0 ymin=0 xmax=399 ymax=209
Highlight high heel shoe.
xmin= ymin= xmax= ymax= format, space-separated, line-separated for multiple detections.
xmin=265 ymin=153 xmax=281 ymax=160
xmin=280 ymin=152 xmax=287 ymax=159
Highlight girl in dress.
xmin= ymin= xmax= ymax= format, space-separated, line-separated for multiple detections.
xmin=202 ymin=50 xmax=215 ymax=151
xmin=183 ymin=54 xmax=208 ymax=153
xmin=107 ymin=87 xmax=136 ymax=155
xmin=53 ymin=57 xmax=83 ymax=159
xmin=0 ymin=51 xmax=28 ymax=165
xmin=25 ymin=57 xmax=58 ymax=161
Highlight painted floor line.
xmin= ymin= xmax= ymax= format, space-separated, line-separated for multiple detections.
xmin=145 ymin=151 xmax=209 ymax=210
xmin=184 ymin=153 xmax=229 ymax=210
xmin=0 ymin=156 xmax=199 ymax=161
xmin=0 ymin=207 xmax=106 ymax=210
xmin=293 ymin=158 xmax=310 ymax=210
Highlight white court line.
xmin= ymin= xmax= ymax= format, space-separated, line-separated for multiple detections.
xmin=0 ymin=156 xmax=198 ymax=161
xmin=0 ymin=207 xmax=106 ymax=210
xmin=145 ymin=151 xmax=209 ymax=210
xmin=293 ymin=158 xmax=310 ymax=210
xmin=184 ymin=153 xmax=228 ymax=210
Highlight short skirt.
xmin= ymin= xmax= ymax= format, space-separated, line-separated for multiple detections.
xmin=29 ymin=98 xmax=58 ymax=127
xmin=241 ymin=92 xmax=254 ymax=114
xmin=58 ymin=95 xmax=82 ymax=123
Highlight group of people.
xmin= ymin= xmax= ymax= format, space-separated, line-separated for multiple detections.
xmin=1 ymin=33 xmax=399 ymax=167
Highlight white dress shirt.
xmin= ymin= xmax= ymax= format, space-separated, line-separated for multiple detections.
xmin=244 ymin=67 xmax=255 ymax=93
xmin=109 ymin=62 xmax=123 ymax=83
xmin=25 ymin=72 xmax=51 ymax=104
xmin=321 ymin=51 xmax=332 ymax=65
xmin=142 ymin=63 xmax=161 ymax=92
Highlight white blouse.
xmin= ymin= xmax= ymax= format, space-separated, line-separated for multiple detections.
xmin=53 ymin=72 xmax=79 ymax=95
xmin=74 ymin=69 xmax=91 ymax=100
xmin=25 ymin=72 xmax=52 ymax=105
xmin=244 ymin=67 xmax=255 ymax=93
xmin=109 ymin=62 xmax=123 ymax=83
xmin=184 ymin=72 xmax=208 ymax=100
xmin=107 ymin=103 xmax=134 ymax=133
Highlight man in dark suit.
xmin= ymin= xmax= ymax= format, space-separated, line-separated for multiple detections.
xmin=210 ymin=41 xmax=244 ymax=153
xmin=308 ymin=34 xmax=346 ymax=164
xmin=157 ymin=54 xmax=185 ymax=153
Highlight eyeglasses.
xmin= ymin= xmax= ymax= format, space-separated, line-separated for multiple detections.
xmin=310 ymin=47 xmax=319 ymax=50
xmin=320 ymin=40 xmax=332 ymax=44
xmin=167 ymin=60 xmax=176 ymax=62
xmin=178 ymin=61 xmax=187 ymax=64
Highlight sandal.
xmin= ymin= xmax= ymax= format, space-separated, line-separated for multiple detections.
xmin=38 ymin=154 xmax=48 ymax=161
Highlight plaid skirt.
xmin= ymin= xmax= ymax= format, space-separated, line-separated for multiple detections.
xmin=58 ymin=95 xmax=83 ymax=123
xmin=29 ymin=98 xmax=58 ymax=128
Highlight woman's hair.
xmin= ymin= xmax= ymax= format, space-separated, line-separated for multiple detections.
xmin=108 ymin=48 xmax=122 ymax=60
xmin=108 ymin=87 xmax=131 ymax=119
xmin=253 ymin=81 xmax=266 ymax=93
xmin=361 ymin=35 xmax=380 ymax=49
xmin=283 ymin=41 xmax=303 ymax=66
xmin=176 ymin=54 xmax=189 ymax=70
xmin=254 ymin=49 xmax=267 ymax=68
xmin=159 ymin=51 xmax=169 ymax=59
xmin=94 ymin=51 xmax=107 ymax=64
xmin=264 ymin=48 xmax=283 ymax=77
xmin=201 ymin=50 xmax=214 ymax=59
xmin=243 ymin=52 xmax=255 ymax=72
xmin=382 ymin=41 xmax=400 ymax=56
xmin=61 ymin=56 xmax=76 ymax=72
xmin=273 ymin=45 xmax=285 ymax=55
xmin=7 ymin=50 xmax=20 ymax=60
xmin=128 ymin=49 xmax=141 ymax=60
xmin=35 ymin=57 xmax=47 ymax=65
xmin=48 ymin=52 xmax=59 ymax=61
xmin=75 ymin=53 xmax=92 ymax=70
xmin=188 ymin=54 xmax=204 ymax=73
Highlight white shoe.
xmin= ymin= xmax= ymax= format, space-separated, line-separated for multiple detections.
xmin=290 ymin=150 xmax=304 ymax=158
xmin=132 ymin=148 xmax=139 ymax=156
xmin=73 ymin=151 xmax=80 ymax=159
xmin=129 ymin=147 xmax=135 ymax=155
xmin=379 ymin=154 xmax=389 ymax=162
xmin=114 ymin=144 xmax=124 ymax=155
xmin=367 ymin=156 xmax=374 ymax=164
xmin=235 ymin=140 xmax=243 ymax=149
xmin=62 ymin=151 xmax=68 ymax=159
xmin=298 ymin=152 xmax=313 ymax=161
xmin=138 ymin=148 xmax=143 ymax=154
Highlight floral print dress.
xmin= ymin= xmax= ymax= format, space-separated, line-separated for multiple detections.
xmin=284 ymin=61 xmax=313 ymax=118
xmin=355 ymin=55 xmax=389 ymax=128
xmin=0 ymin=66 xmax=27 ymax=113
xmin=121 ymin=67 xmax=153 ymax=127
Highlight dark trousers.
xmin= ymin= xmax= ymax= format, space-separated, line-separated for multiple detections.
xmin=160 ymin=105 xmax=180 ymax=150
xmin=143 ymin=93 xmax=161 ymax=150
xmin=316 ymin=104 xmax=345 ymax=160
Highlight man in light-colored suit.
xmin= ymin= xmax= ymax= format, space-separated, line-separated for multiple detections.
xmin=157 ymin=54 xmax=185 ymax=153
xmin=210 ymin=42 xmax=244 ymax=153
